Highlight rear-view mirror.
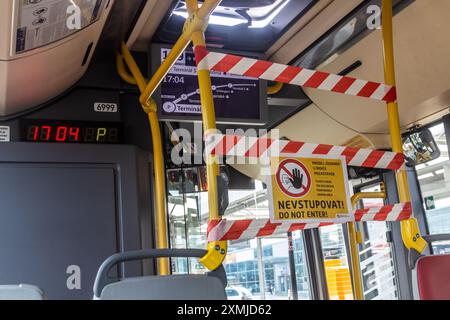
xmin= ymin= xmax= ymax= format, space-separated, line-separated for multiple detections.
xmin=403 ymin=128 xmax=441 ymax=166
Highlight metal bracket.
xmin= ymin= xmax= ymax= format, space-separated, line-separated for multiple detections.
xmin=183 ymin=12 xmax=209 ymax=35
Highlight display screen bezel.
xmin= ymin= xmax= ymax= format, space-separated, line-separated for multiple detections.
xmin=151 ymin=43 xmax=268 ymax=126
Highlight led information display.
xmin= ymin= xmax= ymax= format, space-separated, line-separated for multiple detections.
xmin=21 ymin=120 xmax=122 ymax=144
xmin=157 ymin=47 xmax=266 ymax=124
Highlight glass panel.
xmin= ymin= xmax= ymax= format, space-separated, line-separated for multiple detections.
xmin=359 ymin=185 xmax=399 ymax=300
xmin=431 ymin=240 xmax=450 ymax=255
xmin=224 ymin=235 xmax=310 ymax=300
xmin=223 ymin=182 xmax=311 ymax=300
xmin=167 ymin=174 xmax=312 ymax=300
xmin=292 ymin=231 xmax=311 ymax=300
xmin=167 ymin=169 xmax=207 ymax=275
xmin=320 ymin=224 xmax=354 ymax=300
xmin=415 ymin=123 xmax=450 ymax=235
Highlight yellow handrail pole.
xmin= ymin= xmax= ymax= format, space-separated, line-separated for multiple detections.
xmin=381 ymin=0 xmax=427 ymax=253
xmin=116 ymin=54 xmax=137 ymax=85
xmin=348 ymin=188 xmax=387 ymax=300
xmin=120 ymin=43 xmax=170 ymax=275
xmin=147 ymin=107 xmax=170 ymax=274
xmin=120 ymin=43 xmax=147 ymax=92
xmin=186 ymin=0 xmax=228 ymax=271
xmin=190 ymin=33 xmax=219 ymax=221
xmin=346 ymin=222 xmax=362 ymax=300
xmin=139 ymin=35 xmax=191 ymax=108
xmin=139 ymin=0 xmax=222 ymax=109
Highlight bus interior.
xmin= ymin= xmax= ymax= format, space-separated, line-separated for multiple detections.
xmin=0 ymin=0 xmax=449 ymax=301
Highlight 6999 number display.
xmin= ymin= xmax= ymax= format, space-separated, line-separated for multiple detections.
xmin=21 ymin=120 xmax=122 ymax=144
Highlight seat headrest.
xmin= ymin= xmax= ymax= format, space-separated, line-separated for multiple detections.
xmin=416 ymin=254 xmax=450 ymax=300
xmin=99 ymin=275 xmax=227 ymax=300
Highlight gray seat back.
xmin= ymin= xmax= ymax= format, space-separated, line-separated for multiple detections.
xmin=0 ymin=285 xmax=45 ymax=300
xmin=99 ymin=275 xmax=226 ymax=300
xmin=94 ymin=249 xmax=227 ymax=300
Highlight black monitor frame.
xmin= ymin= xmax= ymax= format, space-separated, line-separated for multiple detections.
xmin=150 ymin=43 xmax=268 ymax=125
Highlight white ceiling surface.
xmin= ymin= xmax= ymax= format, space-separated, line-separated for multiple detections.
xmin=268 ymin=0 xmax=365 ymax=63
xmin=127 ymin=0 xmax=173 ymax=51
xmin=300 ymin=0 xmax=450 ymax=135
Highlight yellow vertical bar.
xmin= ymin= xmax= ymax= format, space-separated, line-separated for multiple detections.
xmin=187 ymin=0 xmax=220 ymax=221
xmin=120 ymin=43 xmax=170 ymax=275
xmin=148 ymin=106 xmax=170 ymax=275
xmin=347 ymin=222 xmax=363 ymax=300
xmin=348 ymin=190 xmax=387 ymax=300
xmin=139 ymin=34 xmax=192 ymax=107
xmin=381 ymin=0 xmax=426 ymax=253
xmin=186 ymin=0 xmax=228 ymax=271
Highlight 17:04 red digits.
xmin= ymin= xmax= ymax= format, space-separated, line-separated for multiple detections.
xmin=26 ymin=125 xmax=120 ymax=143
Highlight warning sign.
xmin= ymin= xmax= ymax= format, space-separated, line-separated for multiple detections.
xmin=268 ymin=156 xmax=353 ymax=224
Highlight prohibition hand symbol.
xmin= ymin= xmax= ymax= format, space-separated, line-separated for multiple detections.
xmin=290 ymin=168 xmax=304 ymax=190
xmin=277 ymin=159 xmax=311 ymax=197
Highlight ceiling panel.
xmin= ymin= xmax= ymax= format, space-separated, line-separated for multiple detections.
xmin=153 ymin=0 xmax=318 ymax=53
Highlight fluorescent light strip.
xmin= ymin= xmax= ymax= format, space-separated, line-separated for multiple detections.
xmin=172 ymin=0 xmax=291 ymax=28
xmin=249 ymin=0 xmax=291 ymax=28
xmin=172 ymin=11 xmax=247 ymax=26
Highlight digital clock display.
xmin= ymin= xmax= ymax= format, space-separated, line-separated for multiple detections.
xmin=21 ymin=120 xmax=122 ymax=144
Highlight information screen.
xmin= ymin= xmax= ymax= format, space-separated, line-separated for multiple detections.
xmin=21 ymin=120 xmax=122 ymax=144
xmin=156 ymin=46 xmax=267 ymax=124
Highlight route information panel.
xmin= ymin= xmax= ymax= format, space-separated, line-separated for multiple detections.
xmin=159 ymin=48 xmax=264 ymax=124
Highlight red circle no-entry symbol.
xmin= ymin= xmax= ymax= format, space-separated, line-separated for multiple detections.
xmin=276 ymin=159 xmax=311 ymax=198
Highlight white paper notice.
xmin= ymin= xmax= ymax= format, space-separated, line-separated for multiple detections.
xmin=0 ymin=126 xmax=10 ymax=142
xmin=15 ymin=0 xmax=105 ymax=53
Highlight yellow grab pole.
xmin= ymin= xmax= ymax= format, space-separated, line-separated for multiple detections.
xmin=120 ymin=43 xmax=170 ymax=275
xmin=381 ymin=0 xmax=427 ymax=253
xmin=186 ymin=0 xmax=228 ymax=271
xmin=120 ymin=43 xmax=147 ymax=92
xmin=147 ymin=106 xmax=170 ymax=275
xmin=116 ymin=54 xmax=137 ymax=86
xmin=346 ymin=222 xmax=363 ymax=300
xmin=139 ymin=34 xmax=191 ymax=108
xmin=192 ymin=30 xmax=221 ymax=222
xmin=348 ymin=187 xmax=387 ymax=300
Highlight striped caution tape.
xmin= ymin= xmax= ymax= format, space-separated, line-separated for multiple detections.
xmin=194 ymin=45 xmax=397 ymax=103
xmin=207 ymin=203 xmax=412 ymax=242
xmin=205 ymin=134 xmax=405 ymax=171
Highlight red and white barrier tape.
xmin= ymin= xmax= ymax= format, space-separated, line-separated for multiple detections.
xmin=206 ymin=134 xmax=405 ymax=171
xmin=194 ymin=45 xmax=397 ymax=103
xmin=207 ymin=203 xmax=412 ymax=242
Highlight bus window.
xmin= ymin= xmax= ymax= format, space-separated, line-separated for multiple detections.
xmin=167 ymin=176 xmax=312 ymax=300
xmin=320 ymin=225 xmax=353 ymax=300
xmin=415 ymin=122 xmax=450 ymax=254
xmin=359 ymin=185 xmax=399 ymax=300
xmin=221 ymin=182 xmax=312 ymax=300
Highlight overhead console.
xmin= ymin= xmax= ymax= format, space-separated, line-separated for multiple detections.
xmin=0 ymin=0 xmax=114 ymax=117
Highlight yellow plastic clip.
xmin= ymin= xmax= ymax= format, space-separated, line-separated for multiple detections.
xmin=200 ymin=241 xmax=228 ymax=271
xmin=401 ymin=218 xmax=427 ymax=254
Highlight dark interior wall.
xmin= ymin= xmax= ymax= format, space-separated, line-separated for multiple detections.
xmin=93 ymin=0 xmax=147 ymax=58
